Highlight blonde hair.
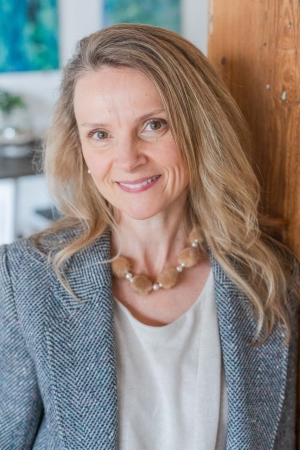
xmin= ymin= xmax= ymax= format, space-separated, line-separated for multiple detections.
xmin=34 ymin=23 xmax=296 ymax=345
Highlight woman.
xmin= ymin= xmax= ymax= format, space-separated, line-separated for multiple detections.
xmin=0 ymin=24 xmax=299 ymax=450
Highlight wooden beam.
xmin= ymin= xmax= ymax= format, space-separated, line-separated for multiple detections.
xmin=208 ymin=0 xmax=300 ymax=253
xmin=208 ymin=0 xmax=300 ymax=447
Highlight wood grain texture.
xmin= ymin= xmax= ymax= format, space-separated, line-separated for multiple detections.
xmin=208 ymin=1 xmax=300 ymax=447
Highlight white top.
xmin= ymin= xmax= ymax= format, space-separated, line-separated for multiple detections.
xmin=113 ymin=269 xmax=228 ymax=450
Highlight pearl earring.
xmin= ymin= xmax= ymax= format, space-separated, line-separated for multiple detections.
xmin=87 ymin=169 xmax=91 ymax=174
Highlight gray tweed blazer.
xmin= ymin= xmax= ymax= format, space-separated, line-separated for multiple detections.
xmin=0 ymin=228 xmax=299 ymax=450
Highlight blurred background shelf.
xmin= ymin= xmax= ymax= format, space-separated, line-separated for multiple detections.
xmin=0 ymin=144 xmax=38 ymax=179
xmin=0 ymin=143 xmax=52 ymax=245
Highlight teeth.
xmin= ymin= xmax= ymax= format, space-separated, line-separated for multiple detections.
xmin=120 ymin=175 xmax=160 ymax=189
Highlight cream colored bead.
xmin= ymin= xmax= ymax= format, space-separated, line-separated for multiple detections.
xmin=178 ymin=246 xmax=199 ymax=268
xmin=157 ymin=268 xmax=178 ymax=289
xmin=131 ymin=275 xmax=153 ymax=296
xmin=111 ymin=256 xmax=131 ymax=278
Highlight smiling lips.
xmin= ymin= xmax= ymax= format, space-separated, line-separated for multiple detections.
xmin=116 ymin=174 xmax=161 ymax=193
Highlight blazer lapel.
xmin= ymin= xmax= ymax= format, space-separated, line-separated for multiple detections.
xmin=210 ymin=252 xmax=289 ymax=450
xmin=44 ymin=228 xmax=118 ymax=450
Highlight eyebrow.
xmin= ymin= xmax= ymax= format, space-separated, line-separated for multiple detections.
xmin=81 ymin=108 xmax=166 ymax=128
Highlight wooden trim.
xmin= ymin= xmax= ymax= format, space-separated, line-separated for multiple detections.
xmin=207 ymin=1 xmax=300 ymax=447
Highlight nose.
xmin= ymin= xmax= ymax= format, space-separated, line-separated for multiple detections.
xmin=113 ymin=137 xmax=147 ymax=172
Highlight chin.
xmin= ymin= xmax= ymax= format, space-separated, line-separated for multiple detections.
xmin=120 ymin=205 xmax=164 ymax=221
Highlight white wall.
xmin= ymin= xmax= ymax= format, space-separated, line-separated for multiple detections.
xmin=182 ymin=0 xmax=208 ymax=52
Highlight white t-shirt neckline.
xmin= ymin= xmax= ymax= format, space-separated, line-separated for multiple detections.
xmin=114 ymin=268 xmax=213 ymax=332
xmin=113 ymin=267 xmax=227 ymax=450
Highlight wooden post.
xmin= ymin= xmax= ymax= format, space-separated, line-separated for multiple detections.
xmin=208 ymin=0 xmax=300 ymax=446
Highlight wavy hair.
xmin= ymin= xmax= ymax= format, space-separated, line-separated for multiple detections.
xmin=33 ymin=23 xmax=296 ymax=345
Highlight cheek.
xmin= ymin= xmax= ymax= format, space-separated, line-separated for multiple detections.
xmin=158 ymin=136 xmax=183 ymax=166
xmin=82 ymin=146 xmax=111 ymax=179
xmin=161 ymin=145 xmax=189 ymax=183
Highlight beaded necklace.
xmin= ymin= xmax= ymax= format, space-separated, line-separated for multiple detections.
xmin=111 ymin=229 xmax=206 ymax=296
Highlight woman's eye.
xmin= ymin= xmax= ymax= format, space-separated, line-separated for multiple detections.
xmin=90 ymin=130 xmax=108 ymax=140
xmin=145 ymin=119 xmax=167 ymax=131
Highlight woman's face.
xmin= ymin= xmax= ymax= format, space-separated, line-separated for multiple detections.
xmin=74 ymin=67 xmax=189 ymax=221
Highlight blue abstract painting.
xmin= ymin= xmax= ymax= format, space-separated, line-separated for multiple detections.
xmin=0 ymin=0 xmax=59 ymax=73
xmin=103 ymin=0 xmax=181 ymax=34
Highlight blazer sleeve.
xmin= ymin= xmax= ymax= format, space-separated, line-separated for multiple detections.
xmin=0 ymin=244 xmax=43 ymax=450
xmin=274 ymin=252 xmax=300 ymax=449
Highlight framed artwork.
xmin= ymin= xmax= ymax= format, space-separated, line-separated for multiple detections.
xmin=0 ymin=0 xmax=59 ymax=73
xmin=103 ymin=0 xmax=181 ymax=34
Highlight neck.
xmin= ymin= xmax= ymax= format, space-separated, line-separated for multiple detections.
xmin=111 ymin=205 xmax=191 ymax=278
